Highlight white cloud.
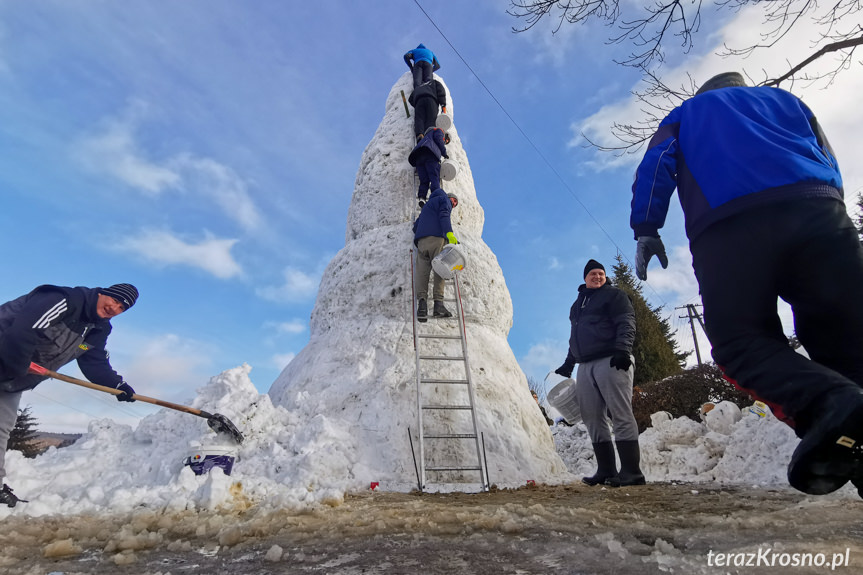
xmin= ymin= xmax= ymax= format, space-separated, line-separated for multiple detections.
xmin=519 ymin=340 xmax=567 ymax=381
xmin=272 ymin=352 xmax=296 ymax=371
xmin=574 ymin=6 xmax=863 ymax=181
xmin=548 ymin=257 xmax=560 ymax=270
xmin=639 ymin=244 xmax=698 ymax=301
xmin=76 ymin=114 xmax=182 ymax=195
xmin=268 ymin=320 xmax=307 ymax=335
xmin=112 ymin=229 xmax=243 ymax=279
xmin=172 ymin=154 xmax=262 ymax=231
xmin=75 ymin=106 xmax=262 ymax=231
xmin=256 ymin=267 xmax=320 ymax=303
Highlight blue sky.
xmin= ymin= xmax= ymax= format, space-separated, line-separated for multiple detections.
xmin=2 ymin=1 xmax=860 ymax=432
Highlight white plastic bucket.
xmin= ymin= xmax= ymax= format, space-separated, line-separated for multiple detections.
xmin=440 ymin=158 xmax=458 ymax=181
xmin=431 ymin=244 xmax=466 ymax=279
xmin=547 ymin=378 xmax=580 ymax=424
xmin=184 ymin=446 xmax=237 ymax=476
xmin=436 ymin=111 xmax=452 ymax=131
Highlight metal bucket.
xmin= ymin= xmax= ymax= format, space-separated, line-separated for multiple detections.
xmin=431 ymin=244 xmax=466 ymax=279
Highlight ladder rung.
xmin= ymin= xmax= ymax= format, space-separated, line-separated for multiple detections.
xmin=417 ymin=334 xmax=461 ymax=339
xmin=422 ymin=404 xmax=473 ymax=410
xmin=423 ymin=433 xmax=477 ymax=439
xmin=420 ymin=378 xmax=468 ymax=384
xmin=427 ymin=466 xmax=483 ymax=472
xmin=419 ymin=355 xmax=464 ymax=361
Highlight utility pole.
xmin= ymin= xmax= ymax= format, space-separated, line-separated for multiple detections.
xmin=677 ymin=303 xmax=707 ymax=366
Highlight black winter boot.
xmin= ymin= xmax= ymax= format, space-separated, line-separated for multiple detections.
xmin=417 ymin=299 xmax=428 ymax=323
xmin=433 ymin=300 xmax=452 ymax=318
xmin=0 ymin=483 xmax=26 ymax=508
xmin=582 ymin=442 xmax=619 ymax=486
xmin=616 ymin=440 xmax=646 ymax=486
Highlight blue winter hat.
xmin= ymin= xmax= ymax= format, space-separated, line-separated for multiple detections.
xmin=99 ymin=283 xmax=139 ymax=310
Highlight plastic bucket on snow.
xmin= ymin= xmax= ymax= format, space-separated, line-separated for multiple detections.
xmin=432 ymin=244 xmax=466 ymax=279
xmin=436 ymin=111 xmax=452 ymax=131
xmin=184 ymin=446 xmax=236 ymax=476
xmin=547 ymin=378 xmax=581 ymax=425
xmin=440 ymin=158 xmax=458 ymax=181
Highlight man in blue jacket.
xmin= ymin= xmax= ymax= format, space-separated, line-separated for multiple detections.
xmin=413 ymin=189 xmax=458 ymax=321
xmin=404 ymin=43 xmax=440 ymax=89
xmin=555 ymin=260 xmax=642 ymax=487
xmin=630 ymin=71 xmax=863 ymax=497
xmin=0 ymin=283 xmax=139 ymax=507
xmin=408 ymin=127 xmax=450 ymax=206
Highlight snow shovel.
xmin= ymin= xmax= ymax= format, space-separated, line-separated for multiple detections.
xmin=28 ymin=362 xmax=244 ymax=444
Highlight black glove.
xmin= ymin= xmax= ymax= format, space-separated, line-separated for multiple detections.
xmin=554 ymin=364 xmax=573 ymax=379
xmin=609 ymin=351 xmax=632 ymax=371
xmin=635 ymin=235 xmax=669 ymax=281
xmin=115 ymin=381 xmax=136 ymax=402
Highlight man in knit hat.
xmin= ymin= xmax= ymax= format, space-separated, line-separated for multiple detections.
xmin=0 ymin=283 xmax=139 ymax=507
xmin=555 ymin=260 xmax=643 ymax=487
xmin=630 ymin=71 xmax=863 ymax=498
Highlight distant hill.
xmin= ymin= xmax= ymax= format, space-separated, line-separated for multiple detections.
xmin=30 ymin=432 xmax=82 ymax=452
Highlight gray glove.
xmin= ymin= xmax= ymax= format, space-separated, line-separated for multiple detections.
xmin=635 ymin=235 xmax=669 ymax=281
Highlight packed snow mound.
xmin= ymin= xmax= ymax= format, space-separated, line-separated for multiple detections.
xmin=1 ymin=365 xmax=360 ymax=519
xmin=552 ymin=402 xmax=858 ymax=497
xmin=269 ymin=72 xmax=571 ymax=488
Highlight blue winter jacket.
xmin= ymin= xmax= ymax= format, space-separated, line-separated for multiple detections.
xmin=408 ymin=127 xmax=447 ymax=166
xmin=630 ymin=86 xmax=842 ymax=241
xmin=0 ymin=285 xmax=124 ymax=392
xmin=404 ymin=44 xmax=440 ymax=71
xmin=413 ymin=188 xmax=453 ymax=245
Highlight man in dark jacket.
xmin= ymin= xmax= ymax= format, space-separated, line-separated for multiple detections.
xmin=408 ymin=127 xmax=450 ymax=205
xmin=408 ymin=79 xmax=447 ymax=140
xmin=555 ymin=260 xmax=642 ymax=487
xmin=404 ymin=43 xmax=440 ymax=89
xmin=0 ymin=283 xmax=139 ymax=507
xmin=630 ymin=71 xmax=863 ymax=497
xmin=413 ymin=189 xmax=459 ymax=321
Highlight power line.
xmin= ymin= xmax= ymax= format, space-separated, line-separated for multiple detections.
xmin=412 ymin=0 xmax=670 ymax=306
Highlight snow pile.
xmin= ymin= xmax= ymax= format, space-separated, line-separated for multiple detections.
xmin=552 ymin=399 xmax=857 ymax=496
xmin=2 ymin=365 xmax=353 ymax=518
xmin=267 ymin=72 xmax=570 ymax=488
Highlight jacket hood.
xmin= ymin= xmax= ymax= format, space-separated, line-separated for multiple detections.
xmin=417 ymin=43 xmax=426 ymax=49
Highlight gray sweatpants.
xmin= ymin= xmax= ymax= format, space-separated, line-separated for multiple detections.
xmin=0 ymin=391 xmax=23 ymax=482
xmin=575 ymin=356 xmax=638 ymax=443
xmin=415 ymin=236 xmax=446 ymax=302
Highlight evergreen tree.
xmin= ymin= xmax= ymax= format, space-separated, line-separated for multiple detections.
xmin=611 ymin=254 xmax=687 ymax=386
xmin=856 ymin=191 xmax=863 ymax=241
xmin=8 ymin=406 xmax=42 ymax=458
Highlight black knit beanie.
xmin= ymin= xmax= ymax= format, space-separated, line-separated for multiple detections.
xmin=583 ymin=259 xmax=605 ymax=279
xmin=99 ymin=283 xmax=139 ymax=310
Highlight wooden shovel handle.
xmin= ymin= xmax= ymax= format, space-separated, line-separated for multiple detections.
xmin=28 ymin=362 xmax=210 ymax=419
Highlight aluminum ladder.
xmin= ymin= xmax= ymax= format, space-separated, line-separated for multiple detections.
xmin=409 ymin=248 xmax=489 ymax=493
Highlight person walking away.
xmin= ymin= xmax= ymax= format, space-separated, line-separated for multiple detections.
xmin=408 ymin=127 xmax=450 ymax=206
xmin=413 ymin=189 xmax=459 ymax=322
xmin=408 ymin=79 xmax=447 ymax=141
xmin=630 ymin=71 xmax=863 ymax=497
xmin=404 ymin=43 xmax=440 ymax=89
xmin=0 ymin=283 xmax=139 ymax=507
xmin=555 ymin=260 xmax=643 ymax=487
